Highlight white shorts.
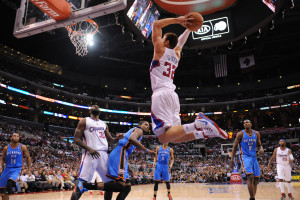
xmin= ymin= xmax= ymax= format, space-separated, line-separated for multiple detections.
xmin=277 ymin=164 xmax=292 ymax=181
xmin=151 ymin=89 xmax=181 ymax=136
xmin=78 ymin=150 xmax=112 ymax=183
xmin=91 ymin=171 xmax=102 ymax=183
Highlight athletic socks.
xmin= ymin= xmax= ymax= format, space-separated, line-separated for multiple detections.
xmin=104 ymin=181 xmax=124 ymax=192
xmin=183 ymin=123 xmax=196 ymax=134
xmin=286 ymin=182 xmax=292 ymax=194
xmin=104 ymin=191 xmax=113 ymax=200
xmin=82 ymin=182 xmax=97 ymax=190
xmin=249 ymin=198 xmax=255 ymax=200
xmin=194 ymin=131 xmax=204 ymax=139
xmin=279 ymin=182 xmax=285 ymax=193
xmin=116 ymin=185 xmax=131 ymax=200
xmin=82 ymin=181 xmax=124 ymax=192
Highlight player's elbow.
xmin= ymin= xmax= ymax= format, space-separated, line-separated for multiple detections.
xmin=153 ymin=21 xmax=162 ymax=29
xmin=153 ymin=21 xmax=159 ymax=28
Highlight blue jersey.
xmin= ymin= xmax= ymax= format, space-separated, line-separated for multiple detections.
xmin=107 ymin=127 xmax=143 ymax=181
xmin=117 ymin=127 xmax=143 ymax=157
xmin=157 ymin=146 xmax=170 ymax=165
xmin=6 ymin=143 xmax=22 ymax=168
xmin=240 ymin=130 xmax=257 ymax=157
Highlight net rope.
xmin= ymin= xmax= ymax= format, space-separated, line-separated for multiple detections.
xmin=66 ymin=20 xmax=98 ymax=56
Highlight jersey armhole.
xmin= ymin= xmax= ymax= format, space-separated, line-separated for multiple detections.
xmin=153 ymin=47 xmax=166 ymax=61
xmin=135 ymin=127 xmax=143 ymax=131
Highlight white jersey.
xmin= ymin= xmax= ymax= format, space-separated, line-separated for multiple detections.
xmin=83 ymin=117 xmax=108 ymax=152
xmin=276 ymin=147 xmax=289 ymax=166
xmin=150 ymin=48 xmax=179 ymax=92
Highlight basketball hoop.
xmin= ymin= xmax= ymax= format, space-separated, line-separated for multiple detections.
xmin=65 ymin=19 xmax=98 ymax=56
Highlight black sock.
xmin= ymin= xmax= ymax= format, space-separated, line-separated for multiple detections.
xmin=168 ymin=191 xmax=170 ymax=194
xmin=250 ymin=198 xmax=255 ymax=200
xmin=154 ymin=194 xmax=157 ymax=198
xmin=104 ymin=181 xmax=124 ymax=192
xmin=82 ymin=182 xmax=97 ymax=190
xmin=116 ymin=185 xmax=131 ymax=200
xmin=104 ymin=191 xmax=113 ymax=200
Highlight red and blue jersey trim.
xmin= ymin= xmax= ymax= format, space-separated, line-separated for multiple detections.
xmin=149 ymin=60 xmax=160 ymax=72
xmin=151 ymin=111 xmax=164 ymax=131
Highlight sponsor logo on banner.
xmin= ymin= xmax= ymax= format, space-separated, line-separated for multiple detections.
xmin=196 ymin=25 xmax=211 ymax=35
xmin=192 ymin=17 xmax=230 ymax=41
xmin=230 ymin=173 xmax=242 ymax=183
xmin=119 ymin=169 xmax=125 ymax=175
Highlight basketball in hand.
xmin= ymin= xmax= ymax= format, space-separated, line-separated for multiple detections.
xmin=185 ymin=12 xmax=203 ymax=31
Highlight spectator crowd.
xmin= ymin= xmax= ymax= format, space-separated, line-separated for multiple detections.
xmin=0 ymin=121 xmax=299 ymax=194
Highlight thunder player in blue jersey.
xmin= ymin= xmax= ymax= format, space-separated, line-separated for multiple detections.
xmin=105 ymin=121 xmax=155 ymax=200
xmin=230 ymin=120 xmax=264 ymax=200
xmin=153 ymin=143 xmax=174 ymax=200
xmin=0 ymin=133 xmax=31 ymax=200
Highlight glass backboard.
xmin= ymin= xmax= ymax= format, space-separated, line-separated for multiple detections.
xmin=14 ymin=0 xmax=127 ymax=38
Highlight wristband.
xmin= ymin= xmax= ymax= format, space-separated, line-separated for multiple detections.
xmin=145 ymin=149 xmax=149 ymax=153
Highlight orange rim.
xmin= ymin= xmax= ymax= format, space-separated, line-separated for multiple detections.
xmin=65 ymin=19 xmax=98 ymax=36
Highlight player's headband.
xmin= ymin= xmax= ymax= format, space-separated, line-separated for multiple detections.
xmin=280 ymin=139 xmax=286 ymax=143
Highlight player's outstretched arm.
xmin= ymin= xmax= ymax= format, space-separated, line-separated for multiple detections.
xmin=128 ymin=128 xmax=155 ymax=155
xmin=230 ymin=131 xmax=243 ymax=169
xmin=104 ymin=124 xmax=124 ymax=145
xmin=153 ymin=146 xmax=159 ymax=168
xmin=0 ymin=146 xmax=8 ymax=172
xmin=174 ymin=29 xmax=191 ymax=56
xmin=256 ymin=131 xmax=264 ymax=156
xmin=152 ymin=16 xmax=191 ymax=57
xmin=169 ymin=148 xmax=174 ymax=170
xmin=288 ymin=149 xmax=294 ymax=163
xmin=267 ymin=148 xmax=277 ymax=171
xmin=21 ymin=145 xmax=32 ymax=172
xmin=73 ymin=118 xmax=100 ymax=159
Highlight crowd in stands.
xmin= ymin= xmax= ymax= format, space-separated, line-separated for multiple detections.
xmin=0 ymin=121 xmax=299 ymax=194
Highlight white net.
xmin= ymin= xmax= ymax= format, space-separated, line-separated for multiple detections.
xmin=66 ymin=19 xmax=98 ymax=57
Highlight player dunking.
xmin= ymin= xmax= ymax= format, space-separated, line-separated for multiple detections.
xmin=150 ymin=14 xmax=228 ymax=144
xmin=230 ymin=119 xmax=264 ymax=200
xmin=0 ymin=133 xmax=31 ymax=200
xmin=267 ymin=139 xmax=295 ymax=200
xmin=153 ymin=143 xmax=174 ymax=200
xmin=105 ymin=121 xmax=155 ymax=200
xmin=71 ymin=105 xmax=125 ymax=200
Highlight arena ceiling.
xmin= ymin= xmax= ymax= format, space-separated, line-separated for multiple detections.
xmin=0 ymin=0 xmax=300 ymax=88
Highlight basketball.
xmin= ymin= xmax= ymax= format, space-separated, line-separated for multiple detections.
xmin=185 ymin=12 xmax=203 ymax=32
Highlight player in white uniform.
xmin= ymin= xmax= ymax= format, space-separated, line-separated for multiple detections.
xmin=70 ymin=105 xmax=125 ymax=200
xmin=268 ymin=139 xmax=294 ymax=200
xmin=150 ymin=14 xmax=228 ymax=144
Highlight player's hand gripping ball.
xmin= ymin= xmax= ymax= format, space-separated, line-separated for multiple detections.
xmin=184 ymin=12 xmax=203 ymax=31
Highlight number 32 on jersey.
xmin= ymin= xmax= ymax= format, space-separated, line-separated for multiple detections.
xmin=163 ymin=62 xmax=176 ymax=79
